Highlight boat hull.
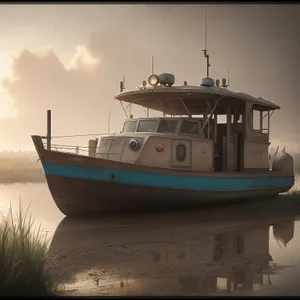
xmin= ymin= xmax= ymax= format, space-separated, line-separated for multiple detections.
xmin=32 ymin=136 xmax=295 ymax=217
xmin=46 ymin=174 xmax=290 ymax=216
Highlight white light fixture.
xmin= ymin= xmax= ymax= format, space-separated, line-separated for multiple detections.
xmin=148 ymin=74 xmax=159 ymax=86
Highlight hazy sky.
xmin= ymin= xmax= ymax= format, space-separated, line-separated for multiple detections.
xmin=0 ymin=4 xmax=299 ymax=151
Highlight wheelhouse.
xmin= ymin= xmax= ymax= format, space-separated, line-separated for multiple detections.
xmin=110 ymin=76 xmax=280 ymax=173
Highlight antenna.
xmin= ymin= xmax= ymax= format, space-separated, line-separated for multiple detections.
xmin=119 ymin=81 xmax=123 ymax=93
xmin=202 ymin=12 xmax=210 ymax=77
xmin=221 ymin=70 xmax=230 ymax=88
xmin=204 ymin=13 xmax=207 ymax=50
xmin=227 ymin=70 xmax=230 ymax=87
xmin=151 ymin=56 xmax=154 ymax=74
xmin=146 ymin=56 xmax=154 ymax=117
xmin=119 ymin=76 xmax=125 ymax=93
xmin=108 ymin=110 xmax=111 ymax=134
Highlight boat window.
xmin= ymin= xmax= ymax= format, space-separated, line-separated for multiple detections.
xmin=180 ymin=120 xmax=199 ymax=135
xmin=176 ymin=144 xmax=186 ymax=162
xmin=122 ymin=121 xmax=137 ymax=132
xmin=252 ymin=108 xmax=269 ymax=134
xmin=252 ymin=109 xmax=261 ymax=131
xmin=157 ymin=119 xmax=179 ymax=133
xmin=137 ymin=119 xmax=158 ymax=132
xmin=262 ymin=111 xmax=269 ymax=134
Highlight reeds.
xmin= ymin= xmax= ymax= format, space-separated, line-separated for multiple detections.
xmin=0 ymin=203 xmax=57 ymax=296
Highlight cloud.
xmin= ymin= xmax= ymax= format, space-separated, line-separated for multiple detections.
xmin=0 ymin=43 xmax=103 ymax=144
xmin=67 ymin=45 xmax=100 ymax=72
xmin=0 ymin=32 xmax=151 ymax=148
xmin=0 ymin=5 xmax=299 ymax=150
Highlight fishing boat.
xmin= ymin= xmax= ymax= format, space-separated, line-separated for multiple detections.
xmin=32 ymin=34 xmax=295 ymax=216
xmin=32 ymin=71 xmax=295 ymax=216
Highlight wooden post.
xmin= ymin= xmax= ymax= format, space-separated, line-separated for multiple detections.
xmin=226 ymin=105 xmax=231 ymax=172
xmin=47 ymin=110 xmax=51 ymax=151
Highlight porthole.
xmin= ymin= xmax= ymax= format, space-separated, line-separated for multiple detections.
xmin=128 ymin=139 xmax=140 ymax=151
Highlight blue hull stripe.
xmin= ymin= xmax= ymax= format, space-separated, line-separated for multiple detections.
xmin=42 ymin=162 xmax=294 ymax=192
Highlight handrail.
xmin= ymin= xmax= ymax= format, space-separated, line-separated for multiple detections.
xmin=41 ymin=132 xmax=116 ymax=139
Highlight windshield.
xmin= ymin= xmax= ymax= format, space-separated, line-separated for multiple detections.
xmin=137 ymin=120 xmax=158 ymax=132
xmin=180 ymin=120 xmax=199 ymax=135
xmin=157 ymin=119 xmax=179 ymax=133
xmin=122 ymin=121 xmax=137 ymax=132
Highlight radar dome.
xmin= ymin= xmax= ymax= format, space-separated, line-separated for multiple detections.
xmin=158 ymin=73 xmax=175 ymax=87
xmin=201 ymin=77 xmax=215 ymax=87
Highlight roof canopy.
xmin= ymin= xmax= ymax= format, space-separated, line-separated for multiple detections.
xmin=114 ymin=85 xmax=280 ymax=115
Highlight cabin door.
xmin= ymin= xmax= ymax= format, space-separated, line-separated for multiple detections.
xmin=222 ymin=134 xmax=238 ymax=171
xmin=171 ymin=139 xmax=192 ymax=168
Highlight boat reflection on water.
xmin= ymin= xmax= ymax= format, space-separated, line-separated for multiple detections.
xmin=48 ymin=202 xmax=298 ymax=296
xmin=273 ymin=218 xmax=295 ymax=248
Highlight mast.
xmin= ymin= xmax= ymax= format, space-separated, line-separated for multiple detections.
xmin=151 ymin=55 xmax=154 ymax=74
xmin=202 ymin=13 xmax=211 ymax=77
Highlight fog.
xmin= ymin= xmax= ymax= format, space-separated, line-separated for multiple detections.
xmin=0 ymin=4 xmax=299 ymax=151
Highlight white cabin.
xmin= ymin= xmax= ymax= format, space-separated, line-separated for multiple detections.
xmin=94 ymin=74 xmax=292 ymax=175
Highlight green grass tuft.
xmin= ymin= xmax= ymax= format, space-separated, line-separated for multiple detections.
xmin=0 ymin=203 xmax=58 ymax=296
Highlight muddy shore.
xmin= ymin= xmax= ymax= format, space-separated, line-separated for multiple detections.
xmin=48 ymin=195 xmax=300 ymax=296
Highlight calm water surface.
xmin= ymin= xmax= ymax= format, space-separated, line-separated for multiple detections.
xmin=0 ymin=183 xmax=300 ymax=296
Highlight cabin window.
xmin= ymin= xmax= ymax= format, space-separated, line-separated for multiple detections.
xmin=252 ymin=109 xmax=261 ymax=131
xmin=262 ymin=111 xmax=269 ymax=134
xmin=122 ymin=121 xmax=137 ymax=133
xmin=176 ymin=144 xmax=186 ymax=162
xmin=252 ymin=108 xmax=269 ymax=134
xmin=137 ymin=119 xmax=157 ymax=132
xmin=157 ymin=119 xmax=179 ymax=133
xmin=180 ymin=120 xmax=199 ymax=135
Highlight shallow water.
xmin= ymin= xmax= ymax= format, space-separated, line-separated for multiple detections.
xmin=0 ymin=183 xmax=63 ymax=232
xmin=0 ymin=183 xmax=300 ymax=296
